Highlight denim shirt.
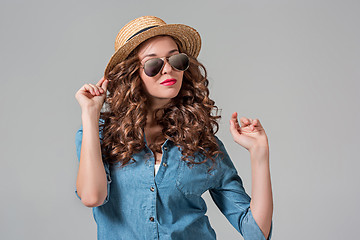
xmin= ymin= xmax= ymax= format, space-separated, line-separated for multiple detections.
xmin=74 ymin=120 xmax=273 ymax=240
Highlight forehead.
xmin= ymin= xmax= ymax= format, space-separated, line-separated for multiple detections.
xmin=137 ymin=36 xmax=179 ymax=57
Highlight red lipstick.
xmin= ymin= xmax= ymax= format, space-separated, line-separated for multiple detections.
xmin=160 ymin=78 xmax=177 ymax=86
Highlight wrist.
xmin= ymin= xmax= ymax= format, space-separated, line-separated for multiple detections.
xmin=249 ymin=142 xmax=269 ymax=158
xmin=82 ymin=107 xmax=101 ymax=119
xmin=81 ymin=109 xmax=100 ymax=122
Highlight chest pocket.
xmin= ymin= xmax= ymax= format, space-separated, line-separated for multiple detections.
xmin=175 ymin=156 xmax=211 ymax=197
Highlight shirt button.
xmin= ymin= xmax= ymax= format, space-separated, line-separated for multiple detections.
xmin=149 ymin=217 xmax=154 ymax=222
xmin=162 ymin=162 xmax=167 ymax=167
xmin=150 ymin=186 xmax=155 ymax=192
xmin=163 ymin=146 xmax=168 ymax=151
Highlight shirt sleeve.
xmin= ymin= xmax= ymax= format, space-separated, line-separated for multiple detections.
xmin=74 ymin=118 xmax=112 ymax=207
xmin=209 ymin=136 xmax=273 ymax=240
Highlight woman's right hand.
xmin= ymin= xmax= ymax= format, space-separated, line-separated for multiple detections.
xmin=75 ymin=77 xmax=109 ymax=113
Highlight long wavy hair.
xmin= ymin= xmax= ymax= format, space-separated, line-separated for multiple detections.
xmin=100 ymin=36 xmax=223 ymax=173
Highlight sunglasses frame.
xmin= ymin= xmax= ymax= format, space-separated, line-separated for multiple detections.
xmin=140 ymin=53 xmax=190 ymax=77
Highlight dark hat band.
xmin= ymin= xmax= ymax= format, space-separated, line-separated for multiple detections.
xmin=126 ymin=25 xmax=159 ymax=42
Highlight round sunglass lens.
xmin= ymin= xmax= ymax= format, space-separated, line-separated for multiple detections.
xmin=144 ymin=58 xmax=163 ymax=77
xmin=169 ymin=53 xmax=189 ymax=71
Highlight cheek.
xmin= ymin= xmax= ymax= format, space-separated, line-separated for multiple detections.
xmin=176 ymin=71 xmax=184 ymax=83
xmin=139 ymin=72 xmax=152 ymax=88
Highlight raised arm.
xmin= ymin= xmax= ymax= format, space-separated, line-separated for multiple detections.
xmin=76 ymin=112 xmax=108 ymax=207
xmin=229 ymin=112 xmax=273 ymax=239
xmin=249 ymin=143 xmax=273 ymax=239
xmin=74 ymin=77 xmax=109 ymax=207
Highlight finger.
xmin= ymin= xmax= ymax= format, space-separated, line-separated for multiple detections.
xmin=252 ymin=118 xmax=262 ymax=127
xmin=96 ymin=76 xmax=105 ymax=86
xmin=81 ymin=84 xmax=96 ymax=96
xmin=247 ymin=118 xmax=258 ymax=131
xmin=90 ymin=83 xmax=101 ymax=95
xmin=231 ymin=112 xmax=237 ymax=121
xmin=96 ymin=77 xmax=106 ymax=94
xmin=231 ymin=112 xmax=241 ymax=130
xmin=89 ymin=83 xmax=101 ymax=95
xmin=95 ymin=78 xmax=105 ymax=93
xmin=101 ymin=78 xmax=109 ymax=92
xmin=239 ymin=117 xmax=250 ymax=127
xmin=81 ymin=84 xmax=95 ymax=95
xmin=229 ymin=119 xmax=240 ymax=137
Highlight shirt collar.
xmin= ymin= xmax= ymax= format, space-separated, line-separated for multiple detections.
xmin=143 ymin=131 xmax=173 ymax=150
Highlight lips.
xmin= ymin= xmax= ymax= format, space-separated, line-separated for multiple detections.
xmin=160 ymin=78 xmax=177 ymax=86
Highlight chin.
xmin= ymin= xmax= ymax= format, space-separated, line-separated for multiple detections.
xmin=160 ymin=94 xmax=178 ymax=100
xmin=163 ymin=89 xmax=181 ymax=98
xmin=148 ymin=88 xmax=181 ymax=102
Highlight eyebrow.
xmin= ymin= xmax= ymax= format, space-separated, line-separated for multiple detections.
xmin=143 ymin=49 xmax=179 ymax=58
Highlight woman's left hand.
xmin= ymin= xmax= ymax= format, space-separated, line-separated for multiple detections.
xmin=229 ymin=112 xmax=269 ymax=153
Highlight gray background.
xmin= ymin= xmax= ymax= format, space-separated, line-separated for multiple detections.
xmin=1 ymin=0 xmax=359 ymax=239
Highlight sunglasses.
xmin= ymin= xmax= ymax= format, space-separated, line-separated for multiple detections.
xmin=140 ymin=53 xmax=190 ymax=77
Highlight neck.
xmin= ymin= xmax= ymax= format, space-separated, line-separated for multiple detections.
xmin=146 ymin=98 xmax=171 ymax=127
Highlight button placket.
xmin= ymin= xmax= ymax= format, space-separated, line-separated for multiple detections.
xmin=161 ymin=145 xmax=168 ymax=167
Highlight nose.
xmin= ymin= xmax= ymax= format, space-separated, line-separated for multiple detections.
xmin=161 ymin=58 xmax=173 ymax=75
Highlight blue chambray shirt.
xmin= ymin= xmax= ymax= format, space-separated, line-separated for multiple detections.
xmin=74 ymin=119 xmax=273 ymax=240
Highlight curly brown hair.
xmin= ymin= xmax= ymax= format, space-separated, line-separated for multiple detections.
xmin=100 ymin=37 xmax=223 ymax=173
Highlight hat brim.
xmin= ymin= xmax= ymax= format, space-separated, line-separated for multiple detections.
xmin=104 ymin=24 xmax=201 ymax=77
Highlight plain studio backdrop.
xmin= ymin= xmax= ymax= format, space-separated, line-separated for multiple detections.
xmin=1 ymin=0 xmax=359 ymax=239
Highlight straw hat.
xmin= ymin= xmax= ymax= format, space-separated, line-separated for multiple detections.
xmin=104 ymin=16 xmax=201 ymax=77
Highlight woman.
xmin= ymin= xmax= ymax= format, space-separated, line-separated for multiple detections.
xmin=74 ymin=16 xmax=273 ymax=240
